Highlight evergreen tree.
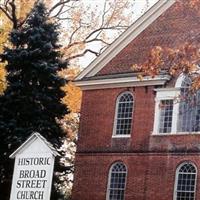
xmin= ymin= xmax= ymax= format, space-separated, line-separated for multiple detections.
xmin=0 ymin=3 xmax=68 ymax=199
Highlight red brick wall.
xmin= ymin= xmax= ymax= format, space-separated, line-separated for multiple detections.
xmin=72 ymin=153 xmax=200 ymax=200
xmin=95 ymin=0 xmax=200 ymax=76
xmin=72 ymin=1 xmax=200 ymax=199
xmin=78 ymin=86 xmax=200 ymax=153
xmin=77 ymin=86 xmax=155 ymax=153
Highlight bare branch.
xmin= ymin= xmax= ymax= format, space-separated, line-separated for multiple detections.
xmin=50 ymin=2 xmax=65 ymax=18
xmin=67 ymin=49 xmax=100 ymax=60
xmin=0 ymin=6 xmax=13 ymax=22
xmin=9 ymin=0 xmax=17 ymax=29
xmin=85 ymin=25 xmax=128 ymax=41
xmin=68 ymin=21 xmax=82 ymax=46
xmin=48 ymin=0 xmax=78 ymax=16
xmin=86 ymin=38 xmax=111 ymax=46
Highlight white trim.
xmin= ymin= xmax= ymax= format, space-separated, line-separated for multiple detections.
xmin=154 ymin=88 xmax=180 ymax=92
xmin=152 ymin=132 xmax=200 ymax=136
xmin=9 ymin=132 xmax=59 ymax=158
xmin=153 ymin=89 xmax=180 ymax=135
xmin=76 ymin=0 xmax=176 ymax=80
xmin=75 ymin=75 xmax=171 ymax=90
xmin=171 ymin=98 xmax=180 ymax=133
xmin=173 ymin=161 xmax=197 ymax=200
xmin=154 ymin=73 xmax=200 ymax=135
xmin=112 ymin=135 xmax=131 ymax=138
xmin=175 ymin=73 xmax=185 ymax=88
xmin=153 ymin=73 xmax=200 ymax=135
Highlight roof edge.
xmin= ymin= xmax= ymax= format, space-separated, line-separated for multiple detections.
xmin=75 ymin=75 xmax=171 ymax=90
xmin=75 ymin=0 xmax=176 ymax=81
xmin=9 ymin=132 xmax=59 ymax=158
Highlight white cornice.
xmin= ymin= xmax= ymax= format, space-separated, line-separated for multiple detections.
xmin=154 ymin=88 xmax=180 ymax=92
xmin=75 ymin=75 xmax=171 ymax=90
xmin=75 ymin=0 xmax=176 ymax=81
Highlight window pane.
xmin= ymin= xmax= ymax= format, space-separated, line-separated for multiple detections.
xmin=108 ymin=163 xmax=127 ymax=200
xmin=159 ymin=100 xmax=173 ymax=133
xmin=175 ymin=163 xmax=197 ymax=200
xmin=115 ymin=93 xmax=133 ymax=135
xmin=178 ymin=77 xmax=200 ymax=132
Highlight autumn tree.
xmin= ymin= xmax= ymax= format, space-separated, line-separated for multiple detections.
xmin=0 ymin=0 xmax=151 ymax=106
xmin=0 ymin=0 xmax=39 ymax=94
xmin=0 ymin=0 xmax=152 ymax=198
xmin=133 ymin=0 xmax=200 ymax=91
xmin=0 ymin=0 xmax=148 ymax=63
xmin=0 ymin=3 xmax=68 ymax=199
xmin=0 ymin=5 xmax=11 ymax=94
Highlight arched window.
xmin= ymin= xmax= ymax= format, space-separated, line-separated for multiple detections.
xmin=107 ymin=162 xmax=127 ymax=200
xmin=178 ymin=76 xmax=200 ymax=132
xmin=113 ymin=92 xmax=134 ymax=136
xmin=174 ymin=162 xmax=197 ymax=200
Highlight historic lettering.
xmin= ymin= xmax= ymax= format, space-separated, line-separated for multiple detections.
xmin=18 ymin=157 xmax=51 ymax=166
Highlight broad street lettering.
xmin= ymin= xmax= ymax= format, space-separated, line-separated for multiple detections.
xmin=17 ymin=179 xmax=47 ymax=188
xmin=19 ymin=170 xmax=46 ymax=179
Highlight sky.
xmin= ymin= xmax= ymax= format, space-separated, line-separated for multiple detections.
xmin=78 ymin=0 xmax=159 ymax=68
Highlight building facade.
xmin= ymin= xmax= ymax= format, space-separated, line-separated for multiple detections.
xmin=72 ymin=0 xmax=200 ymax=199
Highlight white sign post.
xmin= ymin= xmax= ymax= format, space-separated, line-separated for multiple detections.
xmin=9 ymin=132 xmax=59 ymax=200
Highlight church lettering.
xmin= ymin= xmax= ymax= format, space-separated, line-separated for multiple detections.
xmin=17 ymin=191 xmax=44 ymax=199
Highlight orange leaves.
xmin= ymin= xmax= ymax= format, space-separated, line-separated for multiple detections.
xmin=185 ymin=0 xmax=200 ymax=11
xmin=132 ymin=46 xmax=164 ymax=77
xmin=132 ymin=40 xmax=200 ymax=90
xmin=59 ymin=68 xmax=81 ymax=138
xmin=168 ymin=43 xmax=200 ymax=76
xmin=133 ymin=42 xmax=200 ymax=75
xmin=60 ymin=67 xmax=82 ymax=114
xmin=0 ymin=11 xmax=10 ymax=94
xmin=191 ymin=76 xmax=200 ymax=92
xmin=176 ymin=0 xmax=200 ymax=15
xmin=0 ymin=63 xmax=6 ymax=95
xmin=18 ymin=0 xmax=36 ymax=20
xmin=62 ymin=81 xmax=82 ymax=113
xmin=61 ymin=0 xmax=134 ymax=61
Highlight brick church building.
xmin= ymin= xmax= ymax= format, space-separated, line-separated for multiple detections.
xmin=72 ymin=0 xmax=200 ymax=199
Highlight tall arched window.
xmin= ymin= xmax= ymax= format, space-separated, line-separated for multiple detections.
xmin=113 ymin=92 xmax=134 ymax=136
xmin=178 ymin=76 xmax=200 ymax=132
xmin=107 ymin=162 xmax=127 ymax=200
xmin=174 ymin=162 xmax=197 ymax=200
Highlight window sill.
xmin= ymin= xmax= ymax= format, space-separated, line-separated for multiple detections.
xmin=152 ymin=132 xmax=200 ymax=136
xmin=112 ymin=135 xmax=131 ymax=138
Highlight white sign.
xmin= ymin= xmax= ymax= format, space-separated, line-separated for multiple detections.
xmin=9 ymin=133 xmax=59 ymax=200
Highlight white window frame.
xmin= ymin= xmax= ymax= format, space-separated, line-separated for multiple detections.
xmin=106 ymin=162 xmax=128 ymax=200
xmin=153 ymin=88 xmax=180 ymax=135
xmin=112 ymin=92 xmax=134 ymax=138
xmin=173 ymin=161 xmax=197 ymax=200
xmin=153 ymin=74 xmax=200 ymax=135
